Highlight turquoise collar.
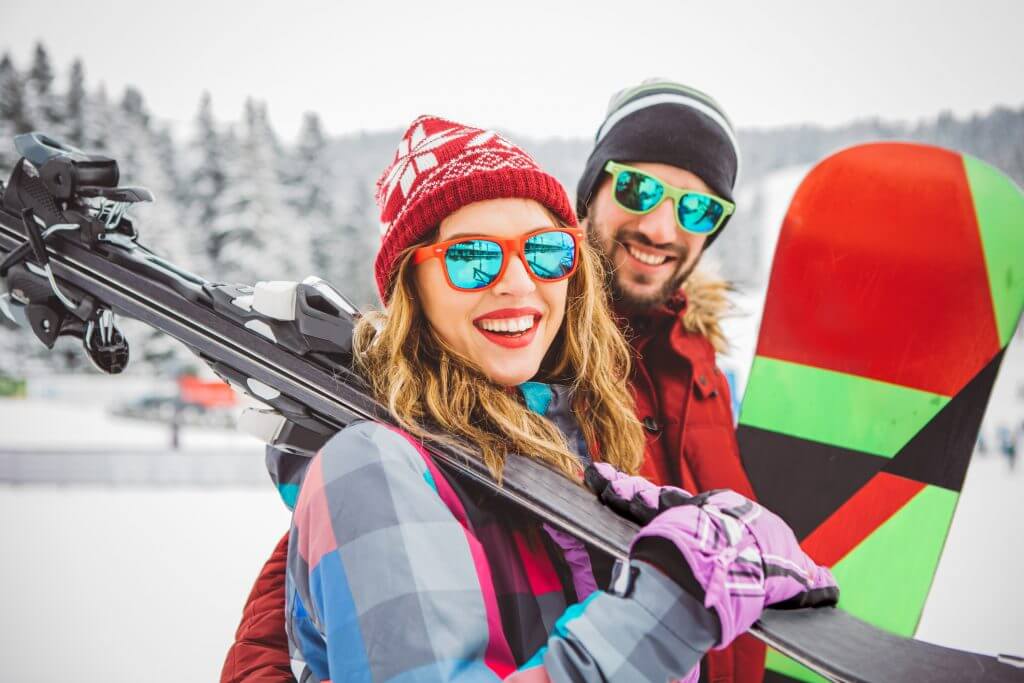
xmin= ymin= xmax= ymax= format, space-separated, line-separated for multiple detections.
xmin=518 ymin=381 xmax=554 ymax=416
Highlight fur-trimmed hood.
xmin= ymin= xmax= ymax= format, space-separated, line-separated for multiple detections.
xmin=679 ymin=268 xmax=733 ymax=354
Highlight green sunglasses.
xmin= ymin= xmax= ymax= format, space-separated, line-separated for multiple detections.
xmin=603 ymin=161 xmax=735 ymax=235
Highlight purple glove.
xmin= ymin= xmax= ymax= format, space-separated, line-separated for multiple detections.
xmin=586 ymin=463 xmax=838 ymax=648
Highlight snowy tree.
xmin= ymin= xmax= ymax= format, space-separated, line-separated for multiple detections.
xmin=25 ymin=43 xmax=60 ymax=132
xmin=27 ymin=43 xmax=54 ymax=96
xmin=106 ymin=91 xmax=188 ymax=264
xmin=0 ymin=53 xmax=30 ymax=169
xmin=86 ymin=83 xmax=113 ymax=152
xmin=334 ymin=177 xmax=381 ymax=307
xmin=120 ymin=86 xmax=149 ymax=127
xmin=183 ymin=92 xmax=229 ymax=277
xmin=212 ymin=99 xmax=310 ymax=284
xmin=286 ymin=112 xmax=332 ymax=216
xmin=0 ymin=54 xmax=25 ymax=123
xmin=64 ymin=59 xmax=87 ymax=147
xmin=321 ymin=131 xmax=398 ymax=306
xmin=285 ymin=112 xmax=343 ymax=285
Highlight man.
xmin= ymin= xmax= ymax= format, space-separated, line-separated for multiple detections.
xmin=577 ymin=79 xmax=752 ymax=495
xmin=574 ymin=78 xmax=764 ymax=682
xmin=222 ymin=79 xmax=762 ymax=682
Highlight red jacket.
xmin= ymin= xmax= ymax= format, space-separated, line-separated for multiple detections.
xmin=221 ymin=533 xmax=293 ymax=682
xmin=621 ymin=272 xmax=765 ymax=683
xmin=222 ymin=271 xmax=763 ymax=683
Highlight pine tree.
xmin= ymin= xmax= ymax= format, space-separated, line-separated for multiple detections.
xmin=0 ymin=54 xmax=25 ymax=122
xmin=213 ymin=99 xmax=310 ymax=283
xmin=28 ymin=43 xmax=54 ymax=93
xmin=340 ymin=179 xmax=381 ymax=307
xmin=87 ymin=83 xmax=112 ymax=152
xmin=26 ymin=42 xmax=60 ymax=131
xmin=107 ymin=89 xmax=188 ymax=263
xmin=65 ymin=59 xmax=87 ymax=147
xmin=0 ymin=53 xmax=30 ymax=169
xmin=184 ymin=92 xmax=228 ymax=276
xmin=286 ymin=112 xmax=341 ymax=284
xmin=120 ymin=85 xmax=149 ymax=126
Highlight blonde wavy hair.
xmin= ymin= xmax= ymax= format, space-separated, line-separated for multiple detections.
xmin=352 ymin=217 xmax=646 ymax=483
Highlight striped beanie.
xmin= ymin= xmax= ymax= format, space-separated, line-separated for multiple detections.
xmin=576 ymin=79 xmax=741 ymax=246
xmin=374 ymin=115 xmax=576 ymax=302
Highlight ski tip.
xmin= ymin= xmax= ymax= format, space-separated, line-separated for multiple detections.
xmin=996 ymin=653 xmax=1024 ymax=669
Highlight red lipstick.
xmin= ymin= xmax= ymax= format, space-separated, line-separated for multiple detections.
xmin=472 ymin=308 xmax=542 ymax=324
xmin=473 ymin=308 xmax=542 ymax=349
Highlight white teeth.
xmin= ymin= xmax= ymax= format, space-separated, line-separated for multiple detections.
xmin=627 ymin=245 xmax=668 ymax=266
xmin=478 ymin=315 xmax=536 ymax=333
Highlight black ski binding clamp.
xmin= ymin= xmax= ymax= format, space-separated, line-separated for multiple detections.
xmin=0 ymin=133 xmax=138 ymax=374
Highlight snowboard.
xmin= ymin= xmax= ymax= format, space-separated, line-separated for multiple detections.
xmin=737 ymin=142 xmax=1024 ymax=682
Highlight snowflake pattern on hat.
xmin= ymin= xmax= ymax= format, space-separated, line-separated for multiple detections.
xmin=377 ymin=121 xmax=470 ymax=230
xmin=376 ymin=117 xmax=529 ymax=235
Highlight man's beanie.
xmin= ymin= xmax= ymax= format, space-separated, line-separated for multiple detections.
xmin=374 ymin=115 xmax=577 ymax=302
xmin=576 ymin=79 xmax=741 ymax=246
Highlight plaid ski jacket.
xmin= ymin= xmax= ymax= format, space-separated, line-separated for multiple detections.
xmin=284 ymin=389 xmax=720 ymax=682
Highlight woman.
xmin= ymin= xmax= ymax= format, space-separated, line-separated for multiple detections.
xmin=278 ymin=116 xmax=835 ymax=682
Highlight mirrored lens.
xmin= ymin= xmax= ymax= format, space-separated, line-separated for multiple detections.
xmin=678 ymin=193 xmax=725 ymax=234
xmin=615 ymin=170 xmax=665 ymax=212
xmin=524 ymin=231 xmax=576 ymax=280
xmin=445 ymin=239 xmax=504 ymax=289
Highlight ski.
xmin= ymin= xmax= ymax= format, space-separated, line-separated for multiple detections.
xmin=0 ymin=133 xmax=1020 ymax=683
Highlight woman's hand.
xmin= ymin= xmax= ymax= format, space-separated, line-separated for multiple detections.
xmin=585 ymin=463 xmax=838 ymax=648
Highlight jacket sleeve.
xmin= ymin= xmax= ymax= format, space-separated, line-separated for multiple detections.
xmin=221 ymin=531 xmax=295 ymax=683
xmin=287 ymin=421 xmax=720 ymax=683
xmin=508 ymin=560 xmax=718 ymax=683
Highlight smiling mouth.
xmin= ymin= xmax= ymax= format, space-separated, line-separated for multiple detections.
xmin=624 ymin=243 xmax=674 ymax=267
xmin=474 ymin=314 xmax=537 ymax=337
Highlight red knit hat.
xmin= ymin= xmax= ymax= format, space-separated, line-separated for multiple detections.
xmin=374 ymin=115 xmax=577 ymax=302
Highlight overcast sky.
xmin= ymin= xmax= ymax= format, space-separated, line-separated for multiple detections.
xmin=2 ymin=0 xmax=1022 ymax=142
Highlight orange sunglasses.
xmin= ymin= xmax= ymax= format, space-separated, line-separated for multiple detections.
xmin=412 ymin=227 xmax=584 ymax=292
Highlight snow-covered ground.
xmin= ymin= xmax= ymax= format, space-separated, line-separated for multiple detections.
xmin=918 ymin=452 xmax=1023 ymax=656
xmin=0 ymin=486 xmax=290 ymax=683
xmin=0 ymin=398 xmax=256 ymax=452
xmin=916 ymin=325 xmax=1024 ymax=657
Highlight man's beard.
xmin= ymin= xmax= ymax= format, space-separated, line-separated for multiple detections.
xmin=586 ymin=219 xmax=701 ymax=313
